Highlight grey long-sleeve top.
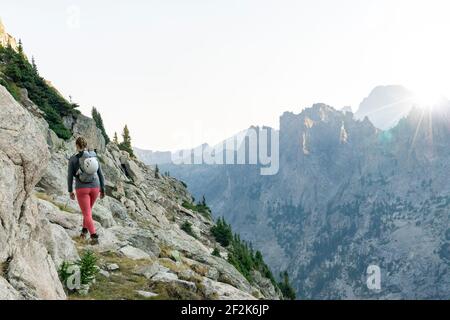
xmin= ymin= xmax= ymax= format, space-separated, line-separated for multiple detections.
xmin=67 ymin=151 xmax=105 ymax=193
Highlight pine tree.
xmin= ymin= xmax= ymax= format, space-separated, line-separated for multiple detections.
xmin=17 ymin=39 xmax=23 ymax=54
xmin=91 ymin=107 xmax=110 ymax=144
xmin=155 ymin=164 xmax=160 ymax=179
xmin=211 ymin=217 xmax=233 ymax=247
xmin=119 ymin=124 xmax=135 ymax=157
xmin=201 ymin=195 xmax=207 ymax=206
xmin=31 ymin=56 xmax=38 ymax=73
xmin=113 ymin=132 xmax=119 ymax=144
xmin=278 ymin=271 xmax=296 ymax=300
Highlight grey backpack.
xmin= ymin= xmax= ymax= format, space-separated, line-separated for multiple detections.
xmin=76 ymin=151 xmax=99 ymax=183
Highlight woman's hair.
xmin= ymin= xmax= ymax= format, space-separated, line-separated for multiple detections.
xmin=76 ymin=137 xmax=88 ymax=150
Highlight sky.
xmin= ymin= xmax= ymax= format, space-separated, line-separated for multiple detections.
xmin=2 ymin=0 xmax=450 ymax=150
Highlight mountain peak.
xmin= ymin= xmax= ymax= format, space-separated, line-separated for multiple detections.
xmin=355 ymin=85 xmax=415 ymax=130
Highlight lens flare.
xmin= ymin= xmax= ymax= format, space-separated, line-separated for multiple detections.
xmin=412 ymin=87 xmax=445 ymax=108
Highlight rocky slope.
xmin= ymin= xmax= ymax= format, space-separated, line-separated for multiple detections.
xmin=0 ymin=84 xmax=283 ymax=300
xmin=163 ymin=102 xmax=450 ymax=299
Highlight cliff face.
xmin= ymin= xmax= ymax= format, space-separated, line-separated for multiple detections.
xmin=0 ymin=84 xmax=282 ymax=300
xmin=0 ymin=19 xmax=17 ymax=50
xmin=163 ymin=102 xmax=450 ymax=299
xmin=0 ymin=85 xmax=64 ymax=299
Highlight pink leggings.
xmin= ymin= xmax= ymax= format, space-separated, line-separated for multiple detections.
xmin=76 ymin=188 xmax=100 ymax=235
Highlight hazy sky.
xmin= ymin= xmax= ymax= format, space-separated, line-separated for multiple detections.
xmin=2 ymin=0 xmax=450 ymax=150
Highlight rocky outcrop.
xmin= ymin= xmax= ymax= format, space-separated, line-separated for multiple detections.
xmin=0 ymin=86 xmax=66 ymax=299
xmin=0 ymin=19 xmax=17 ymax=50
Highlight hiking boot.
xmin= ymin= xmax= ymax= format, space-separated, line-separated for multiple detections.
xmin=79 ymin=228 xmax=88 ymax=240
xmin=90 ymin=234 xmax=99 ymax=245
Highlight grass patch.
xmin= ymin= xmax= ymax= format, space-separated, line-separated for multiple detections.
xmin=0 ymin=261 xmax=8 ymax=278
xmin=158 ymin=245 xmax=173 ymax=259
xmin=158 ymin=258 xmax=187 ymax=274
xmin=0 ymin=78 xmax=20 ymax=101
xmin=69 ymin=251 xmax=156 ymax=300
xmin=190 ymin=263 xmax=209 ymax=277
xmin=148 ymin=282 xmax=202 ymax=300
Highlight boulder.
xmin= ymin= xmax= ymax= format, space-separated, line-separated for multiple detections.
xmin=64 ymin=113 xmax=106 ymax=152
xmin=0 ymin=278 xmax=21 ymax=300
xmin=201 ymin=278 xmax=257 ymax=300
xmin=99 ymin=269 xmax=110 ymax=278
xmin=92 ymin=203 xmax=116 ymax=228
xmin=106 ymin=263 xmax=119 ymax=272
xmin=136 ymin=290 xmax=158 ymax=298
xmin=119 ymin=246 xmax=153 ymax=260
xmin=120 ymin=154 xmax=144 ymax=185
xmin=110 ymin=227 xmax=161 ymax=257
xmin=46 ymin=223 xmax=80 ymax=268
xmin=0 ymin=86 xmax=65 ymax=300
xmin=133 ymin=263 xmax=169 ymax=279
xmin=151 ymin=272 xmax=196 ymax=291
xmin=37 ymin=199 xmax=82 ymax=236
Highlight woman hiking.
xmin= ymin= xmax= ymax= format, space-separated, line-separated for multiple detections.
xmin=68 ymin=137 xmax=105 ymax=245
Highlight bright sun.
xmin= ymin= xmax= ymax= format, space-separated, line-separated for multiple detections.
xmin=412 ymin=87 xmax=445 ymax=108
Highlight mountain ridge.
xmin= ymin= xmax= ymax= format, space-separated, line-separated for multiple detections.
xmin=159 ymin=98 xmax=450 ymax=299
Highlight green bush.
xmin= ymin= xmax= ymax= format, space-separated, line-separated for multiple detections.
xmin=76 ymin=250 xmax=99 ymax=286
xmin=181 ymin=221 xmax=196 ymax=238
xmin=212 ymin=248 xmax=221 ymax=258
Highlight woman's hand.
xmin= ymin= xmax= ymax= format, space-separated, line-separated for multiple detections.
xmin=100 ymin=192 xmax=105 ymax=199
xmin=70 ymin=192 xmax=76 ymax=200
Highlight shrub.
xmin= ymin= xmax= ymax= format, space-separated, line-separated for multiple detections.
xmin=76 ymin=250 xmax=99 ymax=286
xmin=212 ymin=248 xmax=221 ymax=258
xmin=181 ymin=221 xmax=196 ymax=238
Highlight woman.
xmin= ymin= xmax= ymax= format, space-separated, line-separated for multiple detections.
xmin=68 ymin=137 xmax=105 ymax=245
